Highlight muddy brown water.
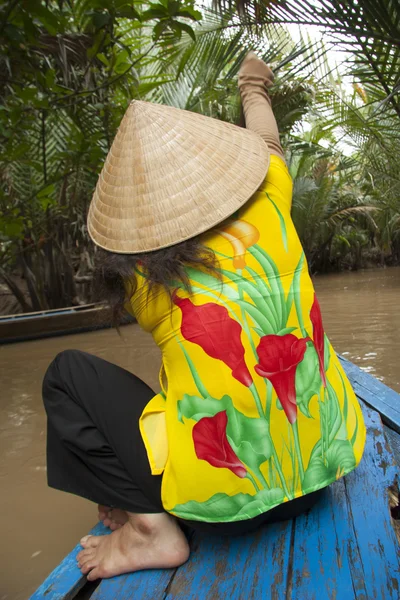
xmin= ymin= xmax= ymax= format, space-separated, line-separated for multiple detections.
xmin=1 ymin=267 xmax=399 ymax=600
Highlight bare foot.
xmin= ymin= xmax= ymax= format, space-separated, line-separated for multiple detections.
xmin=97 ymin=504 xmax=110 ymax=522
xmin=97 ymin=505 xmax=128 ymax=531
xmin=77 ymin=512 xmax=190 ymax=580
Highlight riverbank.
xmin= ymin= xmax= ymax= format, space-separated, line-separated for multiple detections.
xmin=1 ymin=263 xmax=398 ymax=317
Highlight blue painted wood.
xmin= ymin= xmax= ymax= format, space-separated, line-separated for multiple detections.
xmin=291 ymin=404 xmax=400 ymax=600
xmin=343 ymin=405 xmax=400 ymax=600
xmin=164 ymin=519 xmax=293 ymax=599
xmin=340 ymin=355 xmax=400 ymax=433
xmin=385 ymin=425 xmax=400 ymax=467
xmin=29 ymin=523 xmax=109 ymax=600
xmin=89 ymin=568 xmax=174 ymax=600
xmin=290 ymin=481 xmax=367 ymax=600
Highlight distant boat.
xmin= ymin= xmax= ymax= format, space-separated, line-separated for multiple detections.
xmin=0 ymin=303 xmax=134 ymax=344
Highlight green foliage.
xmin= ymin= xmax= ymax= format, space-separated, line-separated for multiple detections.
xmin=1 ymin=0 xmax=400 ymax=312
xmin=0 ymin=0 xmax=202 ymax=310
xmin=212 ymin=0 xmax=400 ymax=272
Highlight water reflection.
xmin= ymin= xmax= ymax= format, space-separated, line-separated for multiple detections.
xmin=314 ymin=267 xmax=400 ymax=390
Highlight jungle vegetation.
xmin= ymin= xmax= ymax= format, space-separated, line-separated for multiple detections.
xmin=0 ymin=0 xmax=399 ymax=312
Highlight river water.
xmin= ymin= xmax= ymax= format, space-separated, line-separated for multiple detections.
xmin=1 ymin=267 xmax=399 ymax=599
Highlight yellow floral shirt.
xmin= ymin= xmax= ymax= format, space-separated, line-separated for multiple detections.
xmin=127 ymin=155 xmax=366 ymax=523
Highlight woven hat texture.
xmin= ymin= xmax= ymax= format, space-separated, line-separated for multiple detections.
xmin=87 ymin=100 xmax=270 ymax=253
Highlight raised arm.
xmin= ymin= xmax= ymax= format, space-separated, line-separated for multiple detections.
xmin=238 ymin=52 xmax=285 ymax=161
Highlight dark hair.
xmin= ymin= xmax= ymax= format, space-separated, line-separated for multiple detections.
xmin=93 ymin=237 xmax=219 ymax=325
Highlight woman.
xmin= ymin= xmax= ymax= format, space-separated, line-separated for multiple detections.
xmin=42 ymin=53 xmax=366 ymax=581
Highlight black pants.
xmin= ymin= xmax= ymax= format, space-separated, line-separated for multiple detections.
xmin=43 ymin=350 xmax=322 ymax=535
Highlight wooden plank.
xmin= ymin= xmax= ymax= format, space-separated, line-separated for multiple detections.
xmin=384 ymin=426 xmax=400 ymax=467
xmin=290 ymin=481 xmax=367 ymax=600
xmin=291 ymin=404 xmax=400 ymax=600
xmin=90 ymin=568 xmax=175 ymax=600
xmin=343 ymin=405 xmax=400 ymax=600
xmin=30 ymin=523 xmax=108 ymax=600
xmin=165 ymin=519 xmax=293 ymax=600
xmin=339 ymin=356 xmax=400 ymax=433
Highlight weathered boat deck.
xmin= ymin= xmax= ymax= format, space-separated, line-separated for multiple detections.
xmin=31 ymin=358 xmax=400 ymax=600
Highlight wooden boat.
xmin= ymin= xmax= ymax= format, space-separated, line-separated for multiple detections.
xmin=0 ymin=303 xmax=134 ymax=344
xmin=31 ymin=356 xmax=400 ymax=600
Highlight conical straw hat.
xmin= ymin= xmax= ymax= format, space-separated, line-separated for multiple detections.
xmin=87 ymin=100 xmax=270 ymax=253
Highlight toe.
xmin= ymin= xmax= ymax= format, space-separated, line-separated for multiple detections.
xmin=109 ymin=522 xmax=121 ymax=531
xmin=80 ymin=535 xmax=100 ymax=548
xmin=80 ymin=535 xmax=91 ymax=546
xmin=98 ymin=505 xmax=111 ymax=521
xmin=87 ymin=567 xmax=102 ymax=581
xmin=77 ymin=549 xmax=86 ymax=562
xmin=77 ymin=548 xmax=95 ymax=564
xmin=80 ymin=559 xmax=97 ymax=575
xmin=103 ymin=517 xmax=112 ymax=528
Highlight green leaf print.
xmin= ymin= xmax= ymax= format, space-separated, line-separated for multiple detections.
xmin=351 ymin=406 xmax=359 ymax=446
xmin=295 ymin=344 xmax=322 ymax=418
xmin=177 ymin=393 xmax=226 ymax=423
xmin=324 ymin=334 xmax=331 ymax=371
xmin=253 ymin=326 xmax=265 ymax=338
xmin=303 ymin=440 xmax=356 ymax=489
xmin=245 ymin=265 xmax=272 ymax=295
xmin=171 ymin=488 xmax=284 ymax=521
xmin=178 ymin=393 xmax=273 ymax=476
xmin=236 ymin=299 xmax=274 ymax=333
xmin=177 ymin=341 xmax=209 ymax=398
xmin=172 ymin=492 xmax=249 ymax=520
xmin=266 ymin=193 xmax=288 ymax=253
xmin=289 ymin=252 xmax=307 ymax=337
xmin=238 ymin=280 xmax=279 ymax=332
xmin=337 ymin=366 xmax=349 ymax=423
xmin=278 ymin=326 xmax=298 ymax=336
xmin=227 ymin=406 xmax=272 ymax=459
xmin=326 ymin=382 xmax=346 ymax=444
xmin=285 ymin=252 xmax=305 ymax=324
xmin=184 ymin=267 xmax=238 ymax=301
xmin=248 ymin=246 xmax=285 ymax=327
xmin=233 ymin=439 xmax=272 ymax=475
xmin=217 ymin=267 xmax=279 ymax=332
xmin=236 ymin=488 xmax=285 ymax=517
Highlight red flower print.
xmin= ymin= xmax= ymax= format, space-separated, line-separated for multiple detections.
xmin=192 ymin=411 xmax=247 ymax=478
xmin=173 ymin=294 xmax=252 ymax=387
xmin=255 ymin=334 xmax=309 ymax=424
xmin=310 ymin=294 xmax=327 ymax=387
